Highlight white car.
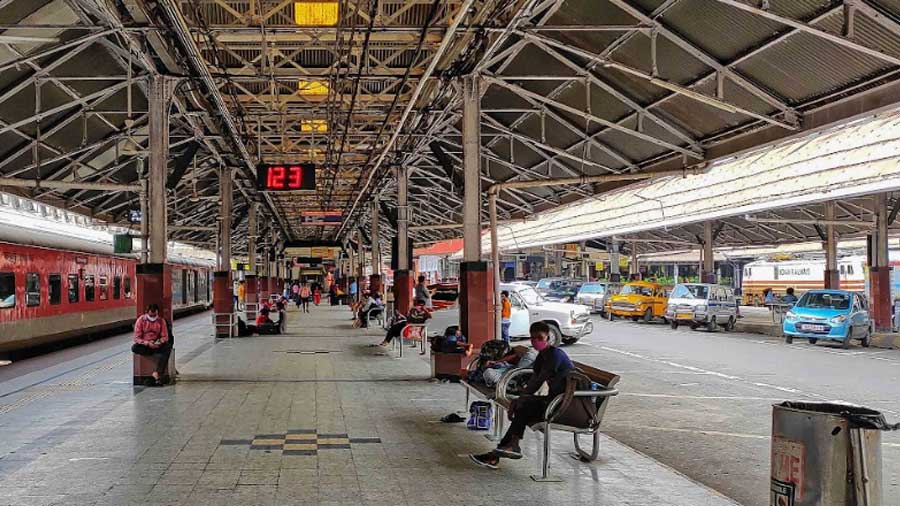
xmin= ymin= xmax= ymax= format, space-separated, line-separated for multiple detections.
xmin=502 ymin=283 xmax=592 ymax=345
xmin=426 ymin=284 xmax=593 ymax=346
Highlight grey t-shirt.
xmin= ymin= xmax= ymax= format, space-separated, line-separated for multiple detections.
xmin=414 ymin=283 xmax=430 ymax=302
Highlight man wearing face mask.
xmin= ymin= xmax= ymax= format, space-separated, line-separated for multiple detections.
xmin=470 ymin=321 xmax=574 ymax=469
xmin=131 ymin=304 xmax=171 ymax=386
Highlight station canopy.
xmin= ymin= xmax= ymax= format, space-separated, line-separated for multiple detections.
xmin=488 ymin=107 xmax=900 ymax=254
xmin=4 ymin=1 xmax=900 ymax=253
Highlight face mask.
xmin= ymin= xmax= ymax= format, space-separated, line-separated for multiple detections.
xmin=531 ymin=339 xmax=549 ymax=351
xmin=147 ymin=315 xmax=158 ymax=322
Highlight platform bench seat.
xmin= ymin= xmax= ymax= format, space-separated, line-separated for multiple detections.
xmin=460 ymin=357 xmax=619 ymax=481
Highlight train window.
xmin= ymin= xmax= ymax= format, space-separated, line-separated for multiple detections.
xmin=26 ymin=273 xmax=40 ymax=306
xmin=49 ymin=274 xmax=61 ymax=305
xmin=0 ymin=272 xmax=14 ymax=308
xmin=99 ymin=276 xmax=108 ymax=301
xmin=840 ymin=265 xmax=846 ymax=275
xmin=113 ymin=277 xmax=121 ymax=299
xmin=848 ymin=265 xmax=854 ymax=275
xmin=68 ymin=274 xmax=79 ymax=303
xmin=85 ymin=275 xmax=95 ymax=302
xmin=124 ymin=277 xmax=132 ymax=298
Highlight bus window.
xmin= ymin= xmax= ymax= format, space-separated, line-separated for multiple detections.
xmin=49 ymin=274 xmax=62 ymax=305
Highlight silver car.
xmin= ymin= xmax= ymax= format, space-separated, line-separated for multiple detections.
xmin=576 ymin=282 xmax=622 ymax=315
xmin=665 ymin=283 xmax=738 ymax=331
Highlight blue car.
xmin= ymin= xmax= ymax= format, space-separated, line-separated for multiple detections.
xmin=783 ymin=290 xmax=872 ymax=348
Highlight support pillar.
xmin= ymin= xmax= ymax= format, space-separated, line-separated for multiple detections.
xmin=213 ymin=166 xmax=235 ymax=338
xmin=259 ymin=245 xmax=270 ymax=304
xmin=870 ymin=194 xmax=891 ymax=331
xmin=630 ymin=241 xmax=640 ymax=281
xmin=135 ymin=75 xmax=174 ymax=384
xmin=357 ymin=230 xmax=366 ymax=299
xmin=824 ymin=201 xmax=840 ymax=289
xmin=459 ymin=74 xmax=494 ymax=347
xmin=370 ymin=200 xmax=383 ymax=295
xmin=245 ymin=203 xmax=258 ymax=320
xmin=702 ymin=221 xmax=716 ymax=284
xmin=394 ymin=165 xmax=413 ymax=314
xmin=609 ymin=241 xmax=621 ymax=282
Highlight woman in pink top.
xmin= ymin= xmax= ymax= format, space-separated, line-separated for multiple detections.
xmin=131 ymin=304 xmax=171 ymax=386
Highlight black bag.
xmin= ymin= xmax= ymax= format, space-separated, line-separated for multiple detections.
xmin=550 ymin=369 xmax=599 ymax=429
xmin=431 ymin=335 xmax=447 ymax=353
xmin=478 ymin=340 xmax=509 ymax=363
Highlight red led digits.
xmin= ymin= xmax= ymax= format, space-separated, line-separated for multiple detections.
xmin=287 ymin=166 xmax=303 ymax=189
xmin=268 ymin=165 xmax=286 ymax=189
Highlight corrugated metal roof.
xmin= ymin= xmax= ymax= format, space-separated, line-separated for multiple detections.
xmin=488 ymin=107 xmax=900 ymax=252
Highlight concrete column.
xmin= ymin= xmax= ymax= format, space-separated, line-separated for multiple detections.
xmin=824 ymin=201 xmax=840 ymax=289
xmin=459 ymin=74 xmax=494 ymax=347
xmin=245 ymin=203 xmax=258 ymax=319
xmin=609 ymin=241 xmax=621 ymax=282
xmin=357 ymin=230 xmax=366 ymax=299
xmin=702 ymin=221 xmax=716 ymax=284
xmin=213 ymin=165 xmax=235 ymax=338
xmin=673 ymin=263 xmax=680 ymax=284
xmin=630 ymin=241 xmax=639 ymax=280
xmin=258 ymin=240 xmax=270 ymax=303
xmin=134 ymin=75 xmax=174 ymax=385
xmin=870 ymin=194 xmax=891 ymax=331
xmin=370 ymin=200 xmax=383 ymax=295
xmin=394 ymin=165 xmax=413 ymax=315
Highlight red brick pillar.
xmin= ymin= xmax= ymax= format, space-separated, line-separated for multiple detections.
xmin=259 ymin=276 xmax=270 ymax=305
xmin=394 ymin=270 xmax=413 ymax=316
xmin=824 ymin=270 xmax=840 ymax=289
xmin=135 ymin=263 xmax=173 ymax=385
xmin=369 ymin=274 xmax=383 ymax=297
xmin=213 ymin=271 xmax=235 ymax=338
xmin=870 ymin=267 xmax=892 ymax=331
xmin=244 ymin=274 xmax=257 ymax=321
xmin=460 ymin=261 xmax=495 ymax=349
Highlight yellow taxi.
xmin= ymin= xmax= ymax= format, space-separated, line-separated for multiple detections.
xmin=607 ymin=281 xmax=670 ymax=322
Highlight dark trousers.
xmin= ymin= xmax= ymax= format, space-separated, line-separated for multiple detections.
xmin=131 ymin=341 xmax=173 ymax=376
xmin=500 ymin=396 xmax=550 ymax=446
xmin=383 ymin=321 xmax=405 ymax=343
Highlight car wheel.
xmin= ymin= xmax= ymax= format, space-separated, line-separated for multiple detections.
xmin=861 ymin=324 xmax=872 ymax=348
xmin=723 ymin=317 xmax=735 ymax=332
xmin=842 ymin=328 xmax=852 ymax=349
xmin=707 ymin=317 xmax=717 ymax=332
xmin=631 ymin=316 xmax=639 ymax=322
xmin=562 ymin=337 xmax=579 ymax=346
xmin=808 ymin=338 xmax=818 ymax=345
xmin=670 ymin=320 xmax=679 ymax=330
xmin=690 ymin=323 xmax=699 ymax=330
xmin=643 ymin=308 xmax=653 ymax=323
xmin=785 ymin=335 xmax=793 ymax=344
xmin=547 ymin=324 xmax=563 ymax=347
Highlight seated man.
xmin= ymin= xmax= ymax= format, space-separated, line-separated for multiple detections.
xmin=469 ymin=321 xmax=574 ymax=470
xmin=356 ymin=292 xmax=383 ymax=328
xmin=482 ymin=345 xmax=538 ymax=388
xmin=131 ymin=304 xmax=171 ymax=387
xmin=379 ymin=299 xmax=431 ymax=347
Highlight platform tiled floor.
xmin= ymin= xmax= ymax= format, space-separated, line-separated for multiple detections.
xmin=0 ymin=306 xmax=739 ymax=506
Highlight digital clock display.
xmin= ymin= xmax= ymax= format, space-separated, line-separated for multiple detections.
xmin=256 ymin=164 xmax=316 ymax=191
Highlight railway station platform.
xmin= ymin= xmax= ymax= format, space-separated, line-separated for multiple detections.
xmin=0 ymin=307 xmax=738 ymax=506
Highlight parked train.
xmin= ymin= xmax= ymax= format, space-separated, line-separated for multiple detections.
xmin=741 ymin=254 xmax=900 ymax=304
xmin=0 ymin=231 xmax=214 ymax=354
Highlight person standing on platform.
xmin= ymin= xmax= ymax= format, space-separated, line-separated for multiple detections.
xmin=131 ymin=304 xmax=171 ymax=387
xmin=236 ymin=280 xmax=246 ymax=311
xmin=299 ymin=282 xmax=311 ymax=313
xmin=414 ymin=275 xmax=433 ymax=309
xmin=500 ymin=290 xmax=512 ymax=343
xmin=349 ymin=278 xmax=358 ymax=302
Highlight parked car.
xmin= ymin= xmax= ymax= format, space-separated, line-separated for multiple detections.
xmin=576 ymin=282 xmax=622 ymax=315
xmin=542 ymin=280 xmax=583 ymax=303
xmin=535 ymin=277 xmax=568 ymax=297
xmin=607 ymin=281 xmax=670 ymax=322
xmin=502 ymin=283 xmax=592 ymax=345
xmin=665 ymin=283 xmax=737 ymax=331
xmin=783 ymin=289 xmax=872 ymax=348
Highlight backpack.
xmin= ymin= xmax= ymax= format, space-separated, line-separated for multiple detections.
xmin=549 ymin=369 xmax=601 ymax=429
xmin=478 ymin=340 xmax=509 ymax=363
xmin=467 ymin=401 xmax=492 ymax=431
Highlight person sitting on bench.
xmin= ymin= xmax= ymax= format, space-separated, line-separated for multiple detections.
xmin=482 ymin=345 xmax=538 ymax=387
xmin=131 ymin=304 xmax=171 ymax=387
xmin=356 ymin=292 xmax=383 ymax=328
xmin=469 ymin=321 xmax=574 ymax=469
xmin=378 ymin=299 xmax=431 ymax=347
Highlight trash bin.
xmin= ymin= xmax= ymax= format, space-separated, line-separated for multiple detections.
xmin=771 ymin=402 xmax=899 ymax=506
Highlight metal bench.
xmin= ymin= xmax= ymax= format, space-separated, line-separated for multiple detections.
xmin=460 ymin=357 xmax=620 ymax=481
xmin=393 ymin=323 xmax=428 ymax=357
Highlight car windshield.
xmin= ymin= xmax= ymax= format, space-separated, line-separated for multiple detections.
xmin=516 ymin=286 xmax=543 ymax=305
xmin=621 ymin=284 xmax=653 ymax=296
xmin=579 ymin=284 xmax=605 ymax=294
xmin=671 ymin=284 xmax=708 ymax=299
xmin=797 ymin=292 xmax=850 ymax=310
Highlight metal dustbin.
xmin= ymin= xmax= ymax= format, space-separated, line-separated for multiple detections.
xmin=771 ymin=402 xmax=899 ymax=506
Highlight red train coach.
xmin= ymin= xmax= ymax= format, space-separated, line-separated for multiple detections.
xmin=0 ymin=236 xmax=214 ymax=354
